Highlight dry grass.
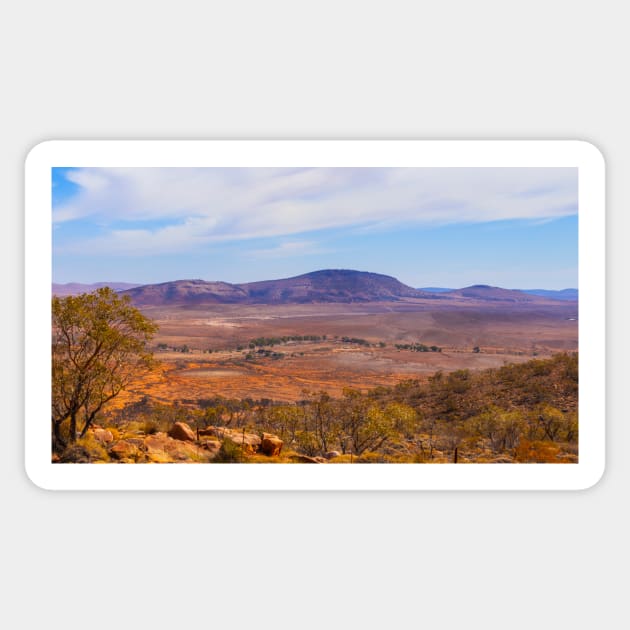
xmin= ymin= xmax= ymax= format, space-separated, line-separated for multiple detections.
xmin=111 ymin=301 xmax=577 ymax=406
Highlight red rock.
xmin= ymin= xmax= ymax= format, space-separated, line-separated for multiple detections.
xmin=144 ymin=433 xmax=214 ymax=462
xmin=260 ymin=433 xmax=283 ymax=456
xmin=109 ymin=440 xmax=140 ymax=461
xmin=93 ymin=428 xmax=114 ymax=443
xmin=290 ymin=454 xmax=323 ymax=463
xmin=212 ymin=427 xmax=261 ymax=452
xmin=168 ymin=422 xmax=196 ymax=442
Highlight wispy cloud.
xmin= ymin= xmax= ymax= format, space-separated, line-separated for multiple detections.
xmin=247 ymin=240 xmax=330 ymax=259
xmin=53 ymin=167 xmax=578 ymax=256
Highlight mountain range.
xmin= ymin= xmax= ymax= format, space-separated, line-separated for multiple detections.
xmin=420 ymin=286 xmax=578 ymax=301
xmin=51 ymin=281 xmax=141 ymax=296
xmin=53 ymin=270 xmax=578 ymax=306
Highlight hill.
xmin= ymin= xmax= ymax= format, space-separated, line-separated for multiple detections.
xmin=521 ymin=288 xmax=578 ymax=301
xmin=80 ymin=353 xmax=578 ymax=464
xmin=442 ymin=284 xmax=557 ymax=303
xmin=61 ymin=272 xmax=570 ymax=306
xmin=239 ymin=269 xmax=438 ymax=303
xmin=119 ymin=269 xmax=442 ymax=305
xmin=418 ymin=287 xmax=454 ymax=293
xmin=121 ymin=279 xmax=249 ymax=306
xmin=52 ymin=282 xmax=140 ymax=296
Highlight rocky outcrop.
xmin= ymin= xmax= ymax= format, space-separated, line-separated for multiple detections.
xmin=92 ymin=425 xmax=285 ymax=463
xmin=92 ymin=428 xmax=114 ymax=443
xmin=260 ymin=433 xmax=283 ymax=457
xmin=109 ymin=440 xmax=141 ymax=461
xmin=210 ymin=427 xmax=262 ymax=453
xmin=199 ymin=439 xmax=222 ymax=455
xmin=167 ymin=422 xmax=196 ymax=442
xmin=144 ymin=432 xmax=211 ymax=462
xmin=290 ymin=454 xmax=327 ymax=463
xmin=202 ymin=427 xmax=284 ymax=455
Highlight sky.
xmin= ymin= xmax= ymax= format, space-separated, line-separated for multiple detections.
xmin=52 ymin=167 xmax=578 ymax=289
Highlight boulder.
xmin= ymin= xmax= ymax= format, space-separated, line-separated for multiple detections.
xmin=199 ymin=439 xmax=222 ymax=455
xmin=168 ymin=421 xmax=196 ymax=442
xmin=260 ymin=433 xmax=283 ymax=457
xmin=125 ymin=438 xmax=145 ymax=448
xmin=92 ymin=428 xmax=114 ymax=444
xmin=144 ymin=433 xmax=213 ymax=462
xmin=324 ymin=451 xmax=341 ymax=460
xmin=212 ymin=427 xmax=262 ymax=452
xmin=290 ymin=454 xmax=323 ymax=464
xmin=109 ymin=440 xmax=141 ymax=461
xmin=144 ymin=433 xmax=170 ymax=453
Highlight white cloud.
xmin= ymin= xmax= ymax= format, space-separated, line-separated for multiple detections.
xmin=247 ymin=240 xmax=329 ymax=259
xmin=53 ymin=167 xmax=577 ymax=255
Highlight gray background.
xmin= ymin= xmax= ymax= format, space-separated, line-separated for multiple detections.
xmin=2 ymin=1 xmax=626 ymax=628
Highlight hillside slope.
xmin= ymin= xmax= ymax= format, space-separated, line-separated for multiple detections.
xmin=240 ymin=269 xmax=438 ymax=303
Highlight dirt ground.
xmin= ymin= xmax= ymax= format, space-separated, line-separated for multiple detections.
xmin=115 ymin=300 xmax=578 ymax=405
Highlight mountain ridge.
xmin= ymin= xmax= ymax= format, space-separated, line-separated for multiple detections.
xmin=420 ymin=286 xmax=578 ymax=301
xmin=52 ymin=282 xmax=141 ymax=296
xmin=53 ymin=270 xmax=576 ymax=305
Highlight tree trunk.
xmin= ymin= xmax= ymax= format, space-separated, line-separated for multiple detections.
xmin=69 ymin=413 xmax=77 ymax=444
xmin=52 ymin=420 xmax=65 ymax=454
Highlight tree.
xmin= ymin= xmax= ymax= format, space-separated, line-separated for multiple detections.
xmin=385 ymin=402 xmax=418 ymax=439
xmin=52 ymin=288 xmax=157 ymax=452
xmin=338 ymin=389 xmax=396 ymax=455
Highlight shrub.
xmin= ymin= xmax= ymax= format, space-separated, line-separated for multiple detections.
xmin=514 ymin=439 xmax=561 ymax=463
xmin=58 ymin=433 xmax=110 ymax=463
xmin=355 ymin=451 xmax=389 ymax=463
xmin=142 ymin=420 xmax=160 ymax=435
xmin=213 ymin=437 xmax=246 ymax=463
xmin=295 ymin=430 xmax=321 ymax=456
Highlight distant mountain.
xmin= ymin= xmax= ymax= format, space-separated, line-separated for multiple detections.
xmin=521 ymin=288 xmax=578 ymax=301
xmin=422 ymin=285 xmax=578 ymax=302
xmin=52 ymin=282 xmax=141 ymax=296
xmin=442 ymin=284 xmax=555 ymax=303
xmin=121 ymin=279 xmax=249 ymax=306
xmin=118 ymin=270 xmax=441 ymax=306
xmin=59 ymin=272 xmax=572 ymax=307
xmin=418 ymin=287 xmax=454 ymax=293
xmin=239 ymin=269 xmax=438 ymax=304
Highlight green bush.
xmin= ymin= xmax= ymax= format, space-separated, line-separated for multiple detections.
xmin=213 ymin=437 xmax=246 ymax=463
xmin=58 ymin=433 xmax=109 ymax=463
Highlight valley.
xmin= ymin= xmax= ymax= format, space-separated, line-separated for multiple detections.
xmin=117 ymin=298 xmax=578 ymax=406
xmin=53 ymin=270 xmax=579 ymax=464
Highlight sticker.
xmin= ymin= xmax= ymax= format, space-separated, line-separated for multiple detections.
xmin=25 ymin=140 xmax=605 ymax=489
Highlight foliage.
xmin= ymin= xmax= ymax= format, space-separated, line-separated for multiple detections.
xmin=395 ymin=343 xmax=441 ymax=352
xmin=213 ymin=437 xmax=246 ymax=463
xmin=108 ymin=353 xmax=578 ymax=464
xmin=514 ymin=439 xmax=562 ymax=463
xmin=58 ymin=432 xmax=110 ymax=463
xmin=52 ymin=288 xmax=157 ymax=452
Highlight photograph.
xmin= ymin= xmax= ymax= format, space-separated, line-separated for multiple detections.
xmin=50 ymin=163 xmax=580 ymax=466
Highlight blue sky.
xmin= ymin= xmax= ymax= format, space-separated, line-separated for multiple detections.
xmin=52 ymin=167 xmax=578 ymax=289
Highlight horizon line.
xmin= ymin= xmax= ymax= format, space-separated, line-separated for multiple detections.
xmin=51 ymin=268 xmax=578 ymax=293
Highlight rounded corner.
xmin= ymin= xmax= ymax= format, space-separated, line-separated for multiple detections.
xmin=575 ymin=460 xmax=606 ymax=492
xmin=24 ymin=139 xmax=58 ymax=170
xmin=574 ymin=139 xmax=606 ymax=170
xmin=24 ymin=459 xmax=55 ymax=492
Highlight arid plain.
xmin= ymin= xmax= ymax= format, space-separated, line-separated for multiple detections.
xmin=117 ymin=298 xmax=578 ymax=407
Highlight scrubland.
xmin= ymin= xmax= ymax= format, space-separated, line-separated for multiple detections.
xmin=62 ymin=352 xmax=578 ymax=464
xmin=55 ymin=300 xmax=578 ymax=464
